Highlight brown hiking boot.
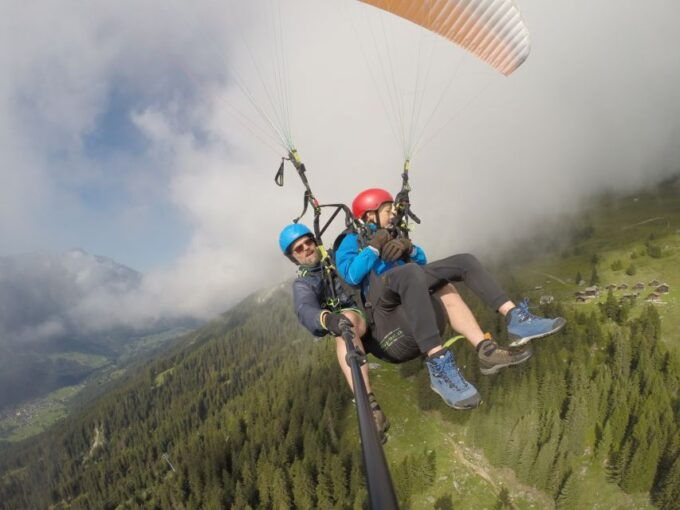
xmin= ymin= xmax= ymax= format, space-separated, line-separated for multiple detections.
xmin=368 ymin=393 xmax=389 ymax=444
xmin=477 ymin=333 xmax=532 ymax=375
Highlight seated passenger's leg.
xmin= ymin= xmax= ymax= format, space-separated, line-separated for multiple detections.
xmin=424 ymin=253 xmax=510 ymax=311
xmin=434 ymin=285 xmax=532 ymax=374
xmin=434 ymin=284 xmax=486 ymax=345
xmin=378 ymin=264 xmax=442 ymax=355
xmin=505 ymin=300 xmax=567 ymax=347
xmin=425 ymin=348 xmax=481 ymax=409
xmin=425 ymin=254 xmax=566 ymax=347
xmin=370 ymin=272 xmax=481 ymax=409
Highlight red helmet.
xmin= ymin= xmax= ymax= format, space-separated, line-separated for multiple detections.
xmin=352 ymin=188 xmax=394 ymax=220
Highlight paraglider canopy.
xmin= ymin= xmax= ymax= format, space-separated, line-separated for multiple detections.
xmin=359 ymin=0 xmax=531 ymax=76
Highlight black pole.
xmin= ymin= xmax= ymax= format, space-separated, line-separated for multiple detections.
xmin=341 ymin=324 xmax=399 ymax=510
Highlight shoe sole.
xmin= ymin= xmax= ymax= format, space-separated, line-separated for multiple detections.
xmin=429 ymin=385 xmax=481 ymax=410
xmin=508 ymin=317 xmax=567 ymax=348
xmin=479 ymin=352 xmax=532 ymax=375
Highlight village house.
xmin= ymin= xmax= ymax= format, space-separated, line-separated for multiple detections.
xmin=655 ymin=283 xmax=670 ymax=294
xmin=633 ymin=282 xmax=645 ymax=291
xmin=645 ymin=292 xmax=661 ymax=303
xmin=584 ymin=286 xmax=599 ymax=297
xmin=617 ymin=283 xmax=628 ymax=290
xmin=576 ymin=293 xmax=596 ymax=302
xmin=648 ymin=279 xmax=660 ymax=287
xmin=605 ymin=284 xmax=617 ymax=291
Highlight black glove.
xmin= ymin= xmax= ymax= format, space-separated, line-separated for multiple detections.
xmin=324 ymin=312 xmax=352 ymax=337
xmin=381 ymin=238 xmax=407 ymax=262
xmin=368 ymin=229 xmax=391 ymax=251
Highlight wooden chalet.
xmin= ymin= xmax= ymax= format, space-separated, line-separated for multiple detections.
xmin=655 ymin=283 xmax=670 ymax=294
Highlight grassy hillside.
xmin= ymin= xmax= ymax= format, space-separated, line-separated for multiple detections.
xmin=505 ymin=181 xmax=680 ymax=351
xmin=368 ymin=360 xmax=656 ymax=510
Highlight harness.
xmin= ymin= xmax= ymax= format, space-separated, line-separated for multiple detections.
xmin=276 ymin=152 xmax=424 ymax=334
xmin=391 ymin=159 xmax=421 ymax=239
xmin=276 ymin=150 xmax=362 ymax=313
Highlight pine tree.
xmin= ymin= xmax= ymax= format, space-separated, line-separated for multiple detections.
xmin=231 ymin=480 xmax=248 ymax=509
xmin=595 ymin=422 xmax=612 ymax=460
xmin=424 ymin=450 xmax=437 ymax=486
xmin=495 ymin=486 xmax=512 ymax=509
xmin=270 ymin=467 xmax=292 ymax=510
xmin=565 ymin=396 xmax=588 ymax=456
xmin=602 ymin=290 xmax=618 ymax=321
xmin=516 ymin=439 xmax=538 ymax=483
xmin=203 ymin=485 xmax=225 ymax=510
xmin=589 ymin=266 xmax=600 ymax=286
xmin=608 ymin=441 xmax=631 ymax=484
xmin=290 ymin=460 xmax=315 ymax=510
xmin=556 ymin=472 xmax=580 ymax=510
xmin=315 ymin=468 xmax=334 ymax=508
xmin=329 ymin=454 xmax=347 ymax=507
xmin=655 ymin=454 xmax=680 ymax=510
xmin=352 ymin=488 xmax=368 ymax=510
xmin=622 ymin=435 xmax=660 ymax=493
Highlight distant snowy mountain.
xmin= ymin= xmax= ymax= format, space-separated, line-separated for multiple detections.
xmin=0 ymin=249 xmax=142 ymax=344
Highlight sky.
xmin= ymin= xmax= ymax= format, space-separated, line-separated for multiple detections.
xmin=1 ymin=0 xmax=679 ymax=328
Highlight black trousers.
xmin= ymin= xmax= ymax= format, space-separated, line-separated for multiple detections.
xmin=422 ymin=253 xmax=509 ymax=311
xmin=364 ymin=254 xmax=508 ymax=363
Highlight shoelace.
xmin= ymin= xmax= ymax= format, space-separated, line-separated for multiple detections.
xmin=431 ymin=354 xmax=469 ymax=391
xmin=515 ymin=299 xmax=536 ymax=322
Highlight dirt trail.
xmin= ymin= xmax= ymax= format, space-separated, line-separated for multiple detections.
xmin=448 ymin=439 xmax=497 ymax=489
xmin=85 ymin=424 xmax=104 ymax=461
xmin=622 ymin=216 xmax=668 ymax=230
xmin=533 ymin=271 xmax=569 ymax=286
xmin=444 ymin=434 xmax=554 ymax=509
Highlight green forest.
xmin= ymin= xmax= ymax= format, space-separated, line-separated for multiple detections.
xmin=1 ymin=282 xmax=679 ymax=509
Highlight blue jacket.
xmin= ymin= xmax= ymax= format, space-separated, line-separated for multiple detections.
xmin=335 ymin=228 xmax=427 ymax=294
xmin=292 ymin=264 xmax=357 ymax=338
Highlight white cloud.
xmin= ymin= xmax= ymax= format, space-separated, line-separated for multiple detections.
xmin=1 ymin=0 xmax=680 ymax=333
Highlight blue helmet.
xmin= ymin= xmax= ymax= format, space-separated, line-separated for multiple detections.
xmin=278 ymin=223 xmax=313 ymax=255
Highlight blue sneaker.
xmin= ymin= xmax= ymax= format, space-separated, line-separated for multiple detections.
xmin=507 ymin=299 xmax=566 ymax=347
xmin=425 ymin=350 xmax=481 ymax=410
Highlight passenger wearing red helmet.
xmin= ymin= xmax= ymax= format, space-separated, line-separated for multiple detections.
xmin=335 ymin=188 xmax=565 ymax=409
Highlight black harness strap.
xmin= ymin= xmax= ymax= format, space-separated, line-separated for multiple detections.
xmin=275 ymin=150 xmax=358 ymax=313
xmin=392 ymin=159 xmax=421 ymax=239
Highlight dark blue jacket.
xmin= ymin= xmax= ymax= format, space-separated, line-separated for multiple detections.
xmin=293 ymin=264 xmax=357 ymax=338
